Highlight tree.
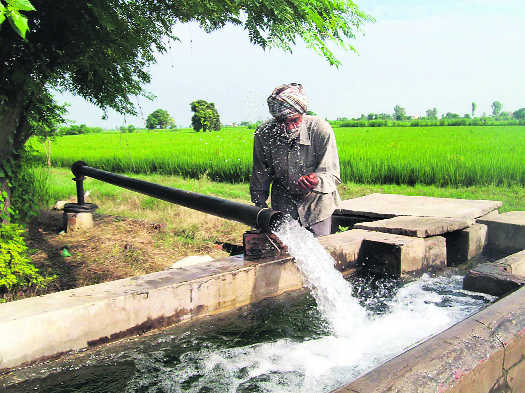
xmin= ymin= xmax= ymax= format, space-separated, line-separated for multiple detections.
xmin=471 ymin=102 xmax=477 ymax=118
xmin=491 ymin=101 xmax=502 ymax=117
xmin=146 ymin=109 xmax=174 ymax=129
xmin=0 ymin=0 xmax=372 ymax=220
xmin=444 ymin=112 xmax=460 ymax=119
xmin=367 ymin=113 xmax=376 ymax=120
xmin=425 ymin=108 xmax=438 ymax=120
xmin=513 ymin=108 xmax=525 ymax=120
xmin=393 ymin=105 xmax=406 ymax=121
xmin=190 ymin=100 xmax=221 ymax=132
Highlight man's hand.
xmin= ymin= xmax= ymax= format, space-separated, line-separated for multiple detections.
xmin=298 ymin=173 xmax=319 ymax=192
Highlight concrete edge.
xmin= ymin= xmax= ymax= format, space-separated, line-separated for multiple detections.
xmin=0 ymin=255 xmax=304 ymax=371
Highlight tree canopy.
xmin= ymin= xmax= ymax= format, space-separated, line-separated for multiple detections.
xmin=191 ymin=100 xmax=221 ymax=132
xmin=513 ymin=108 xmax=525 ymax=120
xmin=146 ymin=109 xmax=175 ymax=129
xmin=491 ymin=101 xmax=502 ymax=117
xmin=0 ymin=0 xmax=372 ymax=219
xmin=393 ymin=105 xmax=406 ymax=121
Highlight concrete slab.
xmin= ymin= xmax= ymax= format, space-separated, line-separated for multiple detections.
xmin=319 ymin=230 xmax=366 ymax=271
xmin=336 ymin=193 xmax=502 ymax=220
xmin=331 ymin=285 xmax=525 ymax=393
xmin=445 ymin=223 xmax=488 ymax=266
xmin=354 ymin=216 xmax=473 ymax=238
xmin=463 ymin=251 xmax=525 ymax=296
xmin=320 ymin=229 xmax=446 ymax=276
xmin=477 ymin=211 xmax=525 ymax=253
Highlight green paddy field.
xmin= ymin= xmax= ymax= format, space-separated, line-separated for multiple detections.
xmin=33 ymin=125 xmax=525 ymax=187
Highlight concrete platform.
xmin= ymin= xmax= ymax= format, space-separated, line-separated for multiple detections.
xmin=331 ymin=285 xmax=525 ymax=393
xmin=463 ymin=250 xmax=525 ymax=296
xmin=320 ymin=229 xmax=446 ymax=276
xmin=354 ymin=216 xmax=473 ymax=238
xmin=477 ymin=211 xmax=525 ymax=253
xmin=336 ymin=193 xmax=502 ymax=220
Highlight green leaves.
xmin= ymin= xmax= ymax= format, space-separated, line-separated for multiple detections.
xmin=0 ymin=223 xmax=55 ymax=296
xmin=7 ymin=9 xmax=28 ymax=38
xmin=0 ymin=3 xmax=5 ymax=25
xmin=0 ymin=0 xmax=36 ymax=39
xmin=9 ymin=0 xmax=35 ymax=11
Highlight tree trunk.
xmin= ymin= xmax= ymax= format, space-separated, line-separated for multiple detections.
xmin=0 ymin=90 xmax=29 ymax=223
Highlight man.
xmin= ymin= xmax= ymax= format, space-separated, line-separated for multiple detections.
xmin=250 ymin=83 xmax=342 ymax=237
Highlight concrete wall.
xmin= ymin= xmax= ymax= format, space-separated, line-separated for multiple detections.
xmin=0 ymin=256 xmax=304 ymax=371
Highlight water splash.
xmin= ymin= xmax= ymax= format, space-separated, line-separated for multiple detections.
xmin=273 ymin=219 xmax=367 ymax=337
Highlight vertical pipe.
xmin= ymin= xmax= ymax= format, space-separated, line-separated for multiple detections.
xmin=75 ymin=176 xmax=85 ymax=205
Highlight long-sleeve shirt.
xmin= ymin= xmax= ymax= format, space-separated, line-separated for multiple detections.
xmin=250 ymin=115 xmax=342 ymax=226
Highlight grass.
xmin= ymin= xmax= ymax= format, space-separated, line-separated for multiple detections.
xmin=31 ymin=125 xmax=525 ymax=187
xmin=43 ymin=167 xmax=525 ymax=214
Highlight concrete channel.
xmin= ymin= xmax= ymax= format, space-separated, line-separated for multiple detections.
xmin=1 ymin=194 xmax=525 ymax=392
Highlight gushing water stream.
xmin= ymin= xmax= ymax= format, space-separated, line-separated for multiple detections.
xmin=3 ymin=222 xmax=495 ymax=393
xmin=273 ymin=220 xmax=367 ymax=337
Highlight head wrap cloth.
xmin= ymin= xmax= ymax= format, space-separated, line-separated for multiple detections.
xmin=267 ymin=83 xmax=308 ymax=120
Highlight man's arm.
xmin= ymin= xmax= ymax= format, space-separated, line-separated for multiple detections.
xmin=250 ymin=133 xmax=272 ymax=207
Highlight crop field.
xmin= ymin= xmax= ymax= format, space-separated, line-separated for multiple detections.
xmin=32 ymin=125 xmax=525 ymax=187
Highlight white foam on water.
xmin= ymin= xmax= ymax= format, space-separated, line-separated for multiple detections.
xmin=121 ymin=220 xmax=495 ymax=392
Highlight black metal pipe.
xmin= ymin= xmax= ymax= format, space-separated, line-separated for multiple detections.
xmin=71 ymin=161 xmax=283 ymax=232
xmin=74 ymin=175 xmax=85 ymax=205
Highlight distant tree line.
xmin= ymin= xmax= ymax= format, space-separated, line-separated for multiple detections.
xmin=57 ymin=124 xmax=104 ymax=135
xmin=331 ymin=101 xmax=525 ymax=128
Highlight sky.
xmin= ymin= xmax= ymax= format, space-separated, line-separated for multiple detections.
xmin=58 ymin=0 xmax=525 ymax=128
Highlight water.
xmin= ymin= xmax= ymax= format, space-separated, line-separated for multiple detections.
xmin=2 ymin=222 xmax=495 ymax=392
xmin=273 ymin=220 xmax=367 ymax=337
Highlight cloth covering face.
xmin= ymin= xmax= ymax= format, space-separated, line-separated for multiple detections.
xmin=250 ymin=115 xmax=342 ymax=227
xmin=267 ymin=83 xmax=308 ymax=120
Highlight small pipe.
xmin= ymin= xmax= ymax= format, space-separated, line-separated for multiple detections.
xmin=74 ymin=176 xmax=85 ymax=205
xmin=71 ymin=161 xmax=283 ymax=232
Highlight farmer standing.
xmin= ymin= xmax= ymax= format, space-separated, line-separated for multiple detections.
xmin=250 ymin=83 xmax=342 ymax=237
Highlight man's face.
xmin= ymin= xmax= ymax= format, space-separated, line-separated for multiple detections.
xmin=285 ymin=114 xmax=303 ymax=131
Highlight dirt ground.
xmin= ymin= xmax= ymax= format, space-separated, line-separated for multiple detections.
xmin=15 ymin=208 xmax=247 ymax=301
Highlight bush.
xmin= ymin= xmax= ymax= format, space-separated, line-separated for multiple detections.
xmin=58 ymin=124 xmax=103 ymax=135
xmin=0 ymin=224 xmax=54 ymax=298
